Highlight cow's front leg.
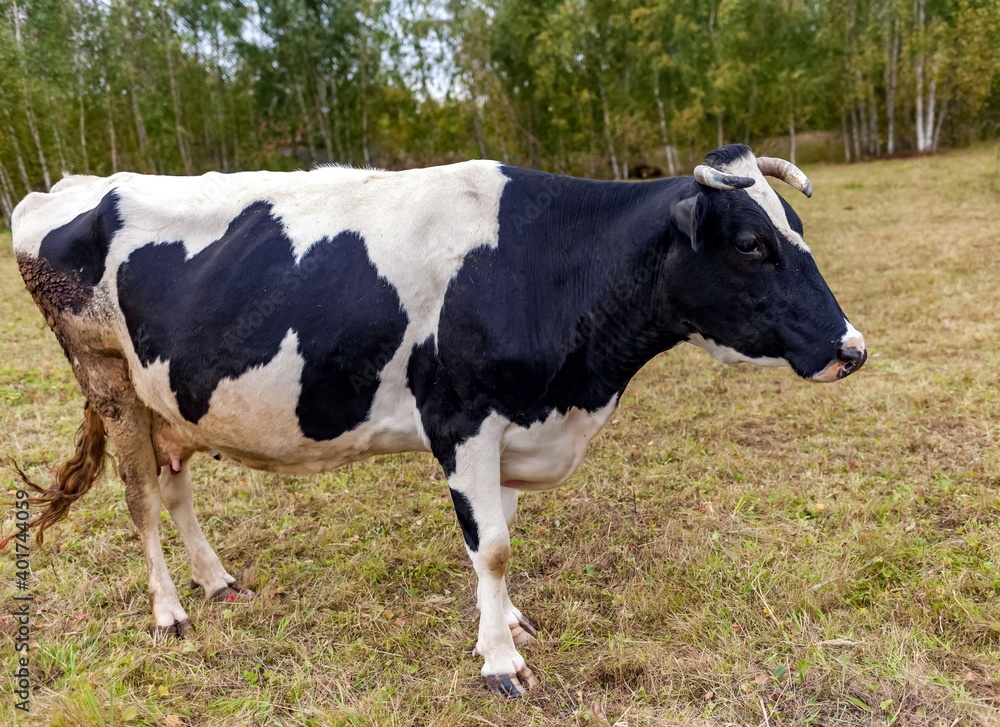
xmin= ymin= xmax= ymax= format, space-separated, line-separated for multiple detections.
xmin=106 ymin=409 xmax=192 ymax=637
xmin=158 ymin=462 xmax=254 ymax=602
xmin=446 ymin=425 xmax=539 ymax=697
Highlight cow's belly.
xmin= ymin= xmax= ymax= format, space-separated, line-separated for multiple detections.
xmin=129 ymin=329 xmax=429 ymax=473
xmin=124 ymin=322 xmax=617 ymax=480
xmin=499 ymin=397 xmax=618 ymax=491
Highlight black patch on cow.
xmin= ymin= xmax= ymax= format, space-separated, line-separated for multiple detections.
xmin=703 ymin=144 xmax=754 ymax=170
xmin=35 ymin=191 xmax=122 ymax=312
xmin=449 ymin=488 xmax=480 ymax=551
xmin=407 ymin=337 xmax=490 ymax=476
xmin=408 ymin=168 xmax=683 ymax=473
xmin=117 ymin=201 xmax=407 ymax=439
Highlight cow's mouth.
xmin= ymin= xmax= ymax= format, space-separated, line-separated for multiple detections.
xmin=809 ymin=346 xmax=867 ymax=382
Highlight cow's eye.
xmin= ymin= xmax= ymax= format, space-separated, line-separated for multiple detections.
xmin=735 ymin=238 xmax=764 ymax=257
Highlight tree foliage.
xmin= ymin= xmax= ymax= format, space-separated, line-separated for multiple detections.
xmin=1 ymin=0 xmax=998 ymax=211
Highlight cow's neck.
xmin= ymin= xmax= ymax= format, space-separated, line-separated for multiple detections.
xmin=496 ymin=168 xmax=690 ymax=410
xmin=551 ymin=259 xmax=686 ymax=410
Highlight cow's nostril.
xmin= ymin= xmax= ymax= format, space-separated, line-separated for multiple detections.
xmin=836 ymin=346 xmax=867 ymax=373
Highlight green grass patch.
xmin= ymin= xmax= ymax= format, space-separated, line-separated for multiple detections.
xmin=2 ymin=146 xmax=1000 ymax=724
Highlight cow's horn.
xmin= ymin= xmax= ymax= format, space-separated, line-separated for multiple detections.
xmin=693 ymin=165 xmax=755 ymax=191
xmin=756 ymin=157 xmax=813 ymax=198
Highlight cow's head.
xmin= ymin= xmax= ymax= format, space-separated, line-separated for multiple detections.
xmin=664 ymin=144 xmax=866 ymax=382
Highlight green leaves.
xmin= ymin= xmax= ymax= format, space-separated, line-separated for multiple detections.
xmin=1 ymin=0 xmax=998 ymax=191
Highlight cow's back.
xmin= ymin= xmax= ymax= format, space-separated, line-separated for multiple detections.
xmin=11 ymin=162 xmax=511 ymax=471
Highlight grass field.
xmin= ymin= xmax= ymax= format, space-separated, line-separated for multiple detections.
xmin=1 ymin=146 xmax=999 ymax=726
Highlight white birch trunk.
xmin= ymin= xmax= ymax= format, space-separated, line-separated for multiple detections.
xmin=231 ymin=93 xmax=240 ymax=170
xmin=915 ymin=58 xmax=925 ymax=150
xmin=106 ymin=89 xmax=118 ymax=173
xmin=129 ymin=86 xmax=152 ymax=171
xmin=121 ymin=12 xmax=152 ymax=171
xmin=599 ymin=82 xmax=621 ymax=180
xmin=11 ymin=0 xmax=51 ymax=189
xmin=78 ymin=69 xmax=89 ymax=174
xmin=868 ymin=86 xmax=880 ymax=156
xmin=851 ymin=99 xmax=862 ymax=160
xmin=329 ymin=76 xmax=347 ymax=163
xmin=72 ymin=9 xmax=89 ymax=175
xmin=932 ymin=97 xmax=948 ymax=151
xmin=785 ymin=89 xmax=796 ymax=164
xmin=213 ymin=27 xmax=228 ymax=173
xmin=47 ymin=92 xmax=68 ymax=174
xmin=6 ymin=121 xmax=32 ymax=192
xmin=24 ymin=103 xmax=52 ymax=191
xmin=914 ymin=0 xmax=930 ymax=151
xmin=926 ymin=77 xmax=936 ymax=151
xmin=0 ymin=162 xmax=16 ymax=220
xmin=292 ymin=77 xmax=313 ymax=166
xmin=316 ymin=76 xmax=334 ymax=163
xmin=653 ymin=73 xmax=676 ymax=176
xmin=360 ymin=35 xmax=371 ymax=168
xmin=162 ymin=7 xmax=192 ymax=175
xmin=342 ymin=82 xmax=354 ymax=166
xmin=789 ymin=112 xmax=796 ymax=166
xmin=473 ymin=107 xmax=488 ymax=160
xmin=856 ymin=88 xmax=870 ymax=155
xmin=496 ymin=124 xmax=510 ymax=165
xmin=841 ymin=106 xmax=852 ymax=163
xmin=885 ymin=17 xmax=899 ymax=155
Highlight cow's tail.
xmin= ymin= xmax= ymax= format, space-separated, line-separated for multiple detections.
xmin=0 ymin=402 xmax=108 ymax=548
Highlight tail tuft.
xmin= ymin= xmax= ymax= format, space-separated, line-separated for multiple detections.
xmin=1 ymin=402 xmax=108 ymax=548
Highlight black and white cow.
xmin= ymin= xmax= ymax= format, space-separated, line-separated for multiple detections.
xmin=10 ymin=144 xmax=865 ymax=696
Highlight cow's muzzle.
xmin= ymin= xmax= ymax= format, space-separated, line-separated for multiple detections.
xmin=835 ymin=345 xmax=867 ymax=378
xmin=810 ymin=327 xmax=867 ymax=383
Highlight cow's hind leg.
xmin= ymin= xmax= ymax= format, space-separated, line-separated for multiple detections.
xmin=445 ymin=420 xmax=539 ymax=697
xmin=105 ymin=408 xmax=192 ymax=637
xmin=158 ymin=462 xmax=254 ymax=602
xmin=499 ymin=486 xmax=538 ymax=647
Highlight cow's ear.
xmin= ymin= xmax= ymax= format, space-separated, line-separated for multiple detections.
xmin=670 ymin=193 xmax=706 ymax=251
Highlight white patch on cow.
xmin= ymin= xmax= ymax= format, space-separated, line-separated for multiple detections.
xmin=717 ymin=153 xmax=811 ymax=253
xmin=687 ymin=333 xmax=788 ymax=368
xmin=196 ymin=330 xmax=308 ymax=460
xmin=500 ymin=397 xmax=618 ymax=490
xmin=131 ymin=358 xmax=184 ymax=420
xmin=840 ymin=319 xmax=865 ymax=352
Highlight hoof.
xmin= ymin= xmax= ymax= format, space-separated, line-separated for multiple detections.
xmin=152 ymin=619 xmax=193 ymax=639
xmin=484 ymin=666 xmax=539 ymax=698
xmin=210 ymin=581 xmax=256 ymax=603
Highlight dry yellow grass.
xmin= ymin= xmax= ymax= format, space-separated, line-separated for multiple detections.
xmin=1 ymin=146 xmax=998 ymax=726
